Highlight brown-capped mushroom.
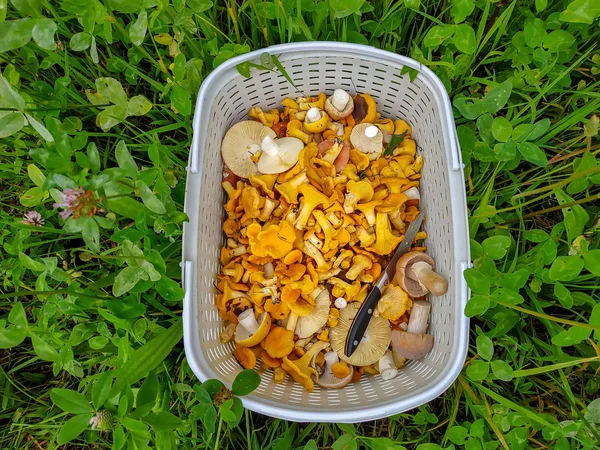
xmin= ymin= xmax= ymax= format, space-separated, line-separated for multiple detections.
xmin=221 ymin=121 xmax=276 ymax=178
xmin=324 ymin=89 xmax=354 ymax=120
xmin=390 ymin=300 xmax=433 ymax=360
xmin=395 ymin=252 xmax=448 ymax=297
xmin=330 ymin=302 xmax=391 ymax=366
xmin=316 ymin=351 xmax=354 ymax=389
xmin=235 ymin=308 xmax=271 ymax=347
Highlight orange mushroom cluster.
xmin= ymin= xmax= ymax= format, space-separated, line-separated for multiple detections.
xmin=217 ymin=89 xmax=444 ymax=392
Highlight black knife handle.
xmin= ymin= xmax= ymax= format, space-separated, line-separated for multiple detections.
xmin=345 ymin=286 xmax=382 ymax=357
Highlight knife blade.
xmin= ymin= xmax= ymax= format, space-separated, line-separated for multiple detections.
xmin=344 ymin=213 xmax=424 ymax=357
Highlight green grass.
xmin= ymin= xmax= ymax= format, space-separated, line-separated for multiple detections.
xmin=1 ymin=0 xmax=600 ymax=449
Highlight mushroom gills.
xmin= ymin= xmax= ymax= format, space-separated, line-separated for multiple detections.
xmin=295 ymin=288 xmax=331 ymax=338
xmin=316 ymin=351 xmax=354 ymax=389
xmin=330 ymin=302 xmax=391 ymax=366
xmin=257 ymin=135 xmax=305 ymax=174
xmin=395 ymin=251 xmax=448 ymax=297
xmin=221 ymin=121 xmax=276 ymax=178
xmin=407 ymin=261 xmax=449 ymax=297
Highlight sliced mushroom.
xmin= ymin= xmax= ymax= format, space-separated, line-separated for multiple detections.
xmin=235 ymin=309 xmax=272 ymax=347
xmin=324 ymin=89 xmax=354 ymax=120
xmin=330 ymin=302 xmax=391 ymax=366
xmin=295 ymin=288 xmax=330 ymax=338
xmin=378 ymin=349 xmax=398 ymax=380
xmin=390 ymin=300 xmax=433 ymax=360
xmin=221 ymin=121 xmax=276 ymax=178
xmin=395 ymin=252 xmax=448 ymax=297
xmin=257 ymin=135 xmax=305 ymax=174
xmin=350 ymin=123 xmax=383 ymax=159
xmin=316 ymin=351 xmax=354 ymax=389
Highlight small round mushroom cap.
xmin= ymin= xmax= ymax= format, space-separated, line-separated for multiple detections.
xmin=324 ymin=89 xmax=354 ymax=120
xmin=316 ymin=351 xmax=354 ymax=389
xmin=221 ymin=121 xmax=276 ymax=178
xmin=295 ymin=288 xmax=331 ymax=338
xmin=391 ymin=327 xmax=433 ymax=360
xmin=330 ymin=302 xmax=391 ymax=366
xmin=235 ymin=311 xmax=271 ymax=347
xmin=350 ymin=123 xmax=383 ymax=156
xmin=395 ymin=251 xmax=436 ymax=297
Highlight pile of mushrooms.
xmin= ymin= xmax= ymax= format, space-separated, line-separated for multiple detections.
xmin=217 ymin=89 xmax=449 ymax=391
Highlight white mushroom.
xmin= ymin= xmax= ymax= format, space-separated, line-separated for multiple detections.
xmin=378 ymin=350 xmax=398 ymax=380
xmin=316 ymin=351 xmax=354 ymax=389
xmin=238 ymin=309 xmax=259 ymax=334
xmin=257 ymin=135 xmax=305 ymax=174
xmin=334 ymin=297 xmax=347 ymax=309
xmin=295 ymin=288 xmax=331 ymax=338
xmin=350 ymin=123 xmax=383 ymax=159
xmin=221 ymin=121 xmax=276 ymax=178
xmin=306 ymin=107 xmax=321 ymax=123
xmin=324 ymin=89 xmax=354 ymax=120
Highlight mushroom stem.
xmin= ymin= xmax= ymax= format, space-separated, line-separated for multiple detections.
xmin=331 ymin=89 xmax=350 ymax=111
xmin=231 ymin=245 xmax=247 ymax=256
xmin=330 ymin=122 xmax=344 ymax=136
xmin=261 ymin=136 xmax=280 ymax=157
xmin=404 ymin=187 xmax=420 ymax=201
xmin=286 ymin=312 xmax=299 ymax=333
xmin=410 ymin=262 xmax=449 ymax=297
xmin=306 ymin=107 xmax=322 ymax=123
xmin=407 ymin=301 xmax=431 ymax=334
xmin=378 ymin=350 xmax=398 ymax=380
xmin=264 ymin=262 xmax=274 ymax=279
xmin=295 ymin=336 xmax=312 ymax=348
xmin=238 ymin=308 xmax=260 ymax=334
xmin=365 ymin=125 xmax=378 ymax=138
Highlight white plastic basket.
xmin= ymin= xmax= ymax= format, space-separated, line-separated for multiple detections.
xmin=182 ymin=42 xmax=470 ymax=423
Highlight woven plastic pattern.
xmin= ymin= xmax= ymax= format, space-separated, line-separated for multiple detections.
xmin=182 ymin=43 xmax=470 ymax=423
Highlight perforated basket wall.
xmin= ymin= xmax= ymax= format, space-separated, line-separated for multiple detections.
xmin=182 ymin=43 xmax=470 ymax=423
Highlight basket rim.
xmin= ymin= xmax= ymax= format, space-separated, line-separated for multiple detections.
xmin=182 ymin=41 xmax=471 ymax=423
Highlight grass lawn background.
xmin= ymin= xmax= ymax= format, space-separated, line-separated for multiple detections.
xmin=1 ymin=0 xmax=600 ymax=448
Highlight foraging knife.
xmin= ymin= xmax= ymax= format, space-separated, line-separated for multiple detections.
xmin=344 ymin=212 xmax=424 ymax=357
